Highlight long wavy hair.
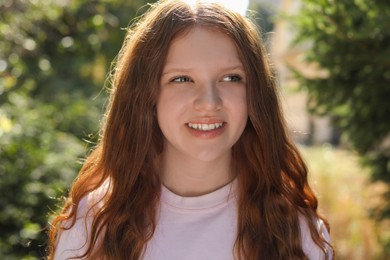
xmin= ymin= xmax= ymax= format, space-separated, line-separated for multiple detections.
xmin=48 ymin=0 xmax=333 ymax=259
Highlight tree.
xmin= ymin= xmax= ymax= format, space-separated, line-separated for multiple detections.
xmin=0 ymin=0 xmax=153 ymax=258
xmin=292 ymin=0 xmax=390 ymax=255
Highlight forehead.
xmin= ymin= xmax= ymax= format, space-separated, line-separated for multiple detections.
xmin=164 ymin=26 xmax=242 ymax=67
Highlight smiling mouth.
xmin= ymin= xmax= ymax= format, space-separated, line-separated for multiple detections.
xmin=187 ymin=122 xmax=225 ymax=131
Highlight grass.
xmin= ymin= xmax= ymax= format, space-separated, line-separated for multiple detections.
xmin=299 ymin=144 xmax=388 ymax=260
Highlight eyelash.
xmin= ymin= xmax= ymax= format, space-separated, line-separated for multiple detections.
xmin=170 ymin=74 xmax=242 ymax=83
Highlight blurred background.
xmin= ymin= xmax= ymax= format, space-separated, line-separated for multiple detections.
xmin=0 ymin=0 xmax=389 ymax=259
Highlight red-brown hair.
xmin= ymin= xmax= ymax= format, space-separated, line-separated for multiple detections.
xmin=48 ymin=0 xmax=333 ymax=259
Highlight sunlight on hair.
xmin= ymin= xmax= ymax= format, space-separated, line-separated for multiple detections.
xmin=184 ymin=0 xmax=249 ymax=16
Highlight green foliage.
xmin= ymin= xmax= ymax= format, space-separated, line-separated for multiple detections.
xmin=0 ymin=0 xmax=153 ymax=258
xmin=0 ymin=96 xmax=85 ymax=258
xmin=292 ymin=0 xmax=390 ymax=254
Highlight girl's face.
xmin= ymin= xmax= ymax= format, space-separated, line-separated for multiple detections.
xmin=157 ymin=26 xmax=248 ymax=162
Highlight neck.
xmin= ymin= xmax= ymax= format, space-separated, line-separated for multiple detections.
xmin=159 ymin=149 xmax=235 ymax=197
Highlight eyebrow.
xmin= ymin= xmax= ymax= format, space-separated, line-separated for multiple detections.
xmin=161 ymin=65 xmax=245 ymax=75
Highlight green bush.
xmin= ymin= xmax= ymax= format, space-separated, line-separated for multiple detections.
xmin=292 ymin=0 xmax=390 ymax=255
xmin=0 ymin=0 xmax=152 ymax=258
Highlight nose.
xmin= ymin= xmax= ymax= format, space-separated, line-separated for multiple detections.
xmin=194 ymin=82 xmax=222 ymax=111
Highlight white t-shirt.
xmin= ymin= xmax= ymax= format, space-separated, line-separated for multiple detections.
xmin=54 ymin=180 xmax=331 ymax=259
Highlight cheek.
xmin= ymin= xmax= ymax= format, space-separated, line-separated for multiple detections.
xmin=224 ymin=87 xmax=248 ymax=117
xmin=156 ymin=104 xmax=170 ymax=134
xmin=232 ymin=90 xmax=248 ymax=135
xmin=156 ymin=90 xmax=186 ymax=133
xmin=236 ymin=102 xmax=248 ymax=129
xmin=157 ymin=89 xmax=191 ymax=114
xmin=156 ymin=106 xmax=171 ymax=143
xmin=156 ymin=93 xmax=168 ymax=131
xmin=238 ymin=88 xmax=248 ymax=116
xmin=156 ymin=90 xmax=173 ymax=116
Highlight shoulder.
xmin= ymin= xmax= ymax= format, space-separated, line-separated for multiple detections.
xmin=299 ymin=214 xmax=333 ymax=260
xmin=54 ymin=179 xmax=111 ymax=259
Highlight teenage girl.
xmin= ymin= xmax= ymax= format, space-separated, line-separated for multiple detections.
xmin=48 ymin=0 xmax=334 ymax=259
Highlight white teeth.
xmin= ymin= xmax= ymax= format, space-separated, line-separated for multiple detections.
xmin=201 ymin=124 xmax=209 ymax=131
xmin=188 ymin=122 xmax=224 ymax=131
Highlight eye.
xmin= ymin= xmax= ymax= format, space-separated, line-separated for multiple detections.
xmin=222 ymin=74 xmax=242 ymax=82
xmin=171 ymin=76 xmax=193 ymax=83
